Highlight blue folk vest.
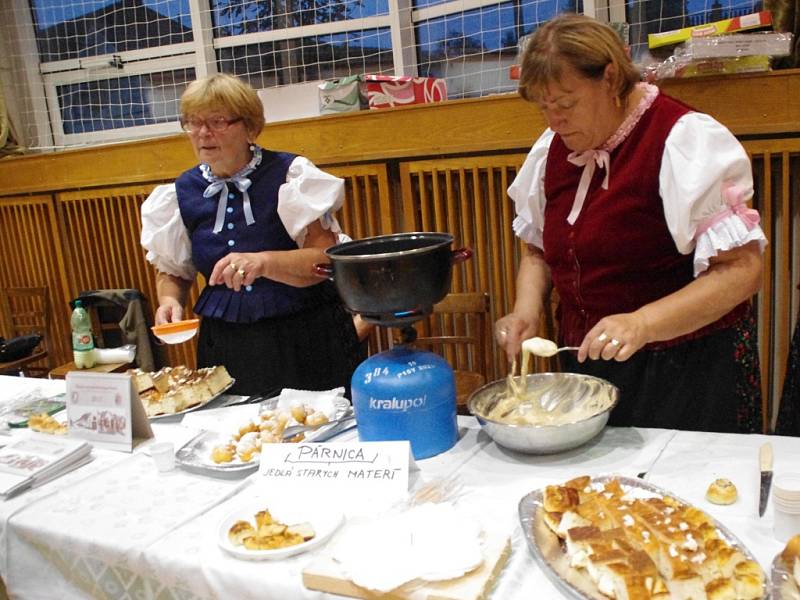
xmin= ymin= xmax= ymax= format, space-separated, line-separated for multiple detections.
xmin=175 ymin=150 xmax=337 ymax=323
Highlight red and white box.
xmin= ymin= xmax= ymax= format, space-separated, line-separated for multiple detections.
xmin=364 ymin=75 xmax=447 ymax=110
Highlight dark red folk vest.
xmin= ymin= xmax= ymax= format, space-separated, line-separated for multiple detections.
xmin=543 ymin=92 xmax=746 ymax=348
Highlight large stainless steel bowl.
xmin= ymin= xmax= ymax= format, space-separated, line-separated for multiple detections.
xmin=467 ymin=372 xmax=619 ymax=454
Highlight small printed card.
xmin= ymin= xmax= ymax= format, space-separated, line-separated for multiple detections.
xmin=66 ymin=372 xmax=152 ymax=452
xmin=257 ymin=441 xmax=411 ymax=508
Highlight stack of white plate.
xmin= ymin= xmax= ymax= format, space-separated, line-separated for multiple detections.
xmin=773 ymin=473 xmax=800 ymax=542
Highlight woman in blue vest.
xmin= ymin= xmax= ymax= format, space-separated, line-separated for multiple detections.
xmin=141 ymin=73 xmax=365 ymax=396
xmin=494 ymin=14 xmax=767 ymax=433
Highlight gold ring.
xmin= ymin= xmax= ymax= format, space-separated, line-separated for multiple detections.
xmin=597 ymin=333 xmax=608 ymax=343
xmin=229 ymin=262 xmax=237 ymax=271
xmin=237 ymin=268 xmax=246 ymax=277
xmin=610 ymin=338 xmax=621 ymax=347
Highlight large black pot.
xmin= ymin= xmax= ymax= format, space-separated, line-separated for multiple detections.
xmin=314 ymin=232 xmax=471 ymax=326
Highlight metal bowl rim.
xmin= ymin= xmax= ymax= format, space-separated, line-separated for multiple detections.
xmin=467 ymin=372 xmax=620 ymax=430
xmin=324 ymin=232 xmax=453 ymax=262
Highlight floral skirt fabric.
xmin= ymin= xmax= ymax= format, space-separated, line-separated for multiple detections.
xmin=560 ymin=307 xmax=762 ymax=434
xmin=775 ymin=317 xmax=800 ymax=436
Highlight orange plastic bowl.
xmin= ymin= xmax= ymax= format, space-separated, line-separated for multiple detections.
xmin=151 ymin=318 xmax=200 ymax=344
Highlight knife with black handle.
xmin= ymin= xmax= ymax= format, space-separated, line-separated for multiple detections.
xmin=759 ymin=442 xmax=773 ymax=517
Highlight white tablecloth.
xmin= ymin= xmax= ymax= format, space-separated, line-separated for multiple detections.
xmin=0 ymin=375 xmax=795 ymax=600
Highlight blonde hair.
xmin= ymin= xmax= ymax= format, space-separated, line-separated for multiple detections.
xmin=518 ymin=13 xmax=639 ymax=104
xmin=180 ymin=73 xmax=265 ymax=137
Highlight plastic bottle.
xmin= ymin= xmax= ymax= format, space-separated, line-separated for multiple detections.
xmin=71 ymin=300 xmax=96 ymax=368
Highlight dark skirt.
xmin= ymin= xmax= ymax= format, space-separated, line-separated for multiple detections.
xmin=559 ymin=308 xmax=762 ymax=433
xmin=196 ymin=299 xmax=367 ymax=398
xmin=775 ymin=317 xmax=800 ymax=436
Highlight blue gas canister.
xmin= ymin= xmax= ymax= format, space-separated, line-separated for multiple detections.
xmin=351 ymin=345 xmax=458 ymax=459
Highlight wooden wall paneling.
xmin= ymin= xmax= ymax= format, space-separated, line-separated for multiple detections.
xmin=0 ymin=195 xmax=71 ymax=367
xmin=470 ymin=167 xmax=491 ymax=293
xmin=323 ymin=163 xmax=394 ymax=355
xmin=458 ymin=170 xmax=476 ymax=292
xmin=399 ymin=155 xmax=528 ymax=382
xmin=743 ymin=138 xmax=800 ymax=431
xmin=484 ymin=165 xmax=506 ymax=380
xmin=758 ymin=150 xmax=773 ymax=433
xmin=55 ymin=185 xmax=200 ymax=371
xmin=324 ymin=163 xmax=393 ymax=240
xmin=777 ymin=152 xmax=792 ymax=428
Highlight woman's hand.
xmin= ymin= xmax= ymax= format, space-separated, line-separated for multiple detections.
xmin=578 ymin=312 xmax=649 ymax=363
xmin=209 ymin=253 xmax=265 ymax=292
xmin=155 ymin=271 xmax=191 ymax=325
xmin=155 ymin=297 xmax=184 ymax=325
xmin=494 ymin=313 xmax=540 ymax=361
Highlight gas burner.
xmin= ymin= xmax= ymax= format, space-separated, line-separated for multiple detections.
xmin=358 ymin=308 xmax=431 ymax=328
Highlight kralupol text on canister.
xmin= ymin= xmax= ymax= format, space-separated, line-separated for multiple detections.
xmin=350 ymin=345 xmax=457 ymax=459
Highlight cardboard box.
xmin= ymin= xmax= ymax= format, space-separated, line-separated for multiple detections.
xmin=674 ymin=55 xmax=771 ymax=78
xmin=364 ymin=75 xmax=447 ymax=109
xmin=648 ymin=10 xmax=772 ymax=49
xmin=685 ymin=32 xmax=792 ymax=58
xmin=318 ymin=75 xmax=366 ymax=115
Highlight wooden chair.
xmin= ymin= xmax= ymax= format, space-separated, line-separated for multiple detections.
xmin=409 ymin=292 xmax=491 ymax=414
xmin=0 ymin=287 xmax=50 ymax=377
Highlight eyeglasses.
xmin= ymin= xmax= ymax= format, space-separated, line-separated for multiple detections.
xmin=180 ymin=116 xmax=243 ymax=133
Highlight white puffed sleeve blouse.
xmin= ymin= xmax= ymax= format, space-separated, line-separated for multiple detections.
xmin=508 ymin=87 xmax=767 ymax=277
xmin=141 ymin=156 xmax=346 ymax=281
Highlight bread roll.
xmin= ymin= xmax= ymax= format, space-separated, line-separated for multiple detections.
xmin=781 ymin=534 xmax=800 ymax=587
xmin=228 ymin=520 xmax=255 ymax=546
xmin=706 ymin=478 xmax=738 ymax=505
xmin=286 ymin=522 xmax=316 ymax=541
xmin=733 ymin=559 xmax=765 ymax=599
xmin=544 ymin=485 xmax=580 ymax=512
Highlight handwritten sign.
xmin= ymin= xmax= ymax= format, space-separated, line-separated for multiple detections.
xmin=65 ymin=372 xmax=152 ymax=452
xmin=257 ymin=441 xmax=411 ymax=507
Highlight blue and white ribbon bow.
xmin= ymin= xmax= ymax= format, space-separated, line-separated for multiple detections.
xmin=204 ymin=175 xmax=255 ymax=234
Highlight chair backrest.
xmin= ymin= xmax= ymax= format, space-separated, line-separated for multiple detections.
xmin=411 ymin=292 xmax=491 ymax=381
xmin=73 ymin=289 xmax=162 ymax=371
xmin=0 ymin=287 xmax=50 ymax=375
xmin=85 ymin=302 xmax=126 ymax=349
xmin=0 ymin=287 xmax=49 ymax=340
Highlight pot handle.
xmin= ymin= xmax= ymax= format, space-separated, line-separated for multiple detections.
xmin=451 ymin=247 xmax=473 ymax=264
xmin=312 ymin=263 xmax=334 ymax=279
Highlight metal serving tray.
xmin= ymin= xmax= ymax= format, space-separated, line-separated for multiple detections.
xmin=517 ymin=475 xmax=769 ymax=600
xmin=771 ymin=553 xmax=799 ymax=600
xmin=148 ymin=379 xmax=236 ymax=421
xmin=175 ymin=397 xmax=354 ymax=477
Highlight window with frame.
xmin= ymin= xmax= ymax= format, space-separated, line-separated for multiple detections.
xmin=0 ymin=0 xmax=764 ymax=151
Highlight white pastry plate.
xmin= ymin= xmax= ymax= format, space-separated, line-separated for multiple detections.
xmin=518 ymin=475 xmax=768 ymax=600
xmin=217 ymin=496 xmax=343 ymax=561
xmin=772 ymin=553 xmax=800 ymax=600
xmin=148 ymin=379 xmax=235 ymax=421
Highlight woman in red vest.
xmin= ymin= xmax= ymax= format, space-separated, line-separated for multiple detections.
xmin=495 ymin=14 xmax=766 ymax=433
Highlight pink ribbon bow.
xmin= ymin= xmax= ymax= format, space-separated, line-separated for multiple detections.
xmin=696 ymin=182 xmax=760 ymax=236
xmin=566 ymin=149 xmax=611 ymax=225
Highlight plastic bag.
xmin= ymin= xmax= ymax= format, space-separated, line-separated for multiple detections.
xmin=0 ymin=334 xmax=43 ymax=362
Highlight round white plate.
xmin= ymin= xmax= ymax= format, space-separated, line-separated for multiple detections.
xmin=217 ymin=496 xmax=343 ymax=561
